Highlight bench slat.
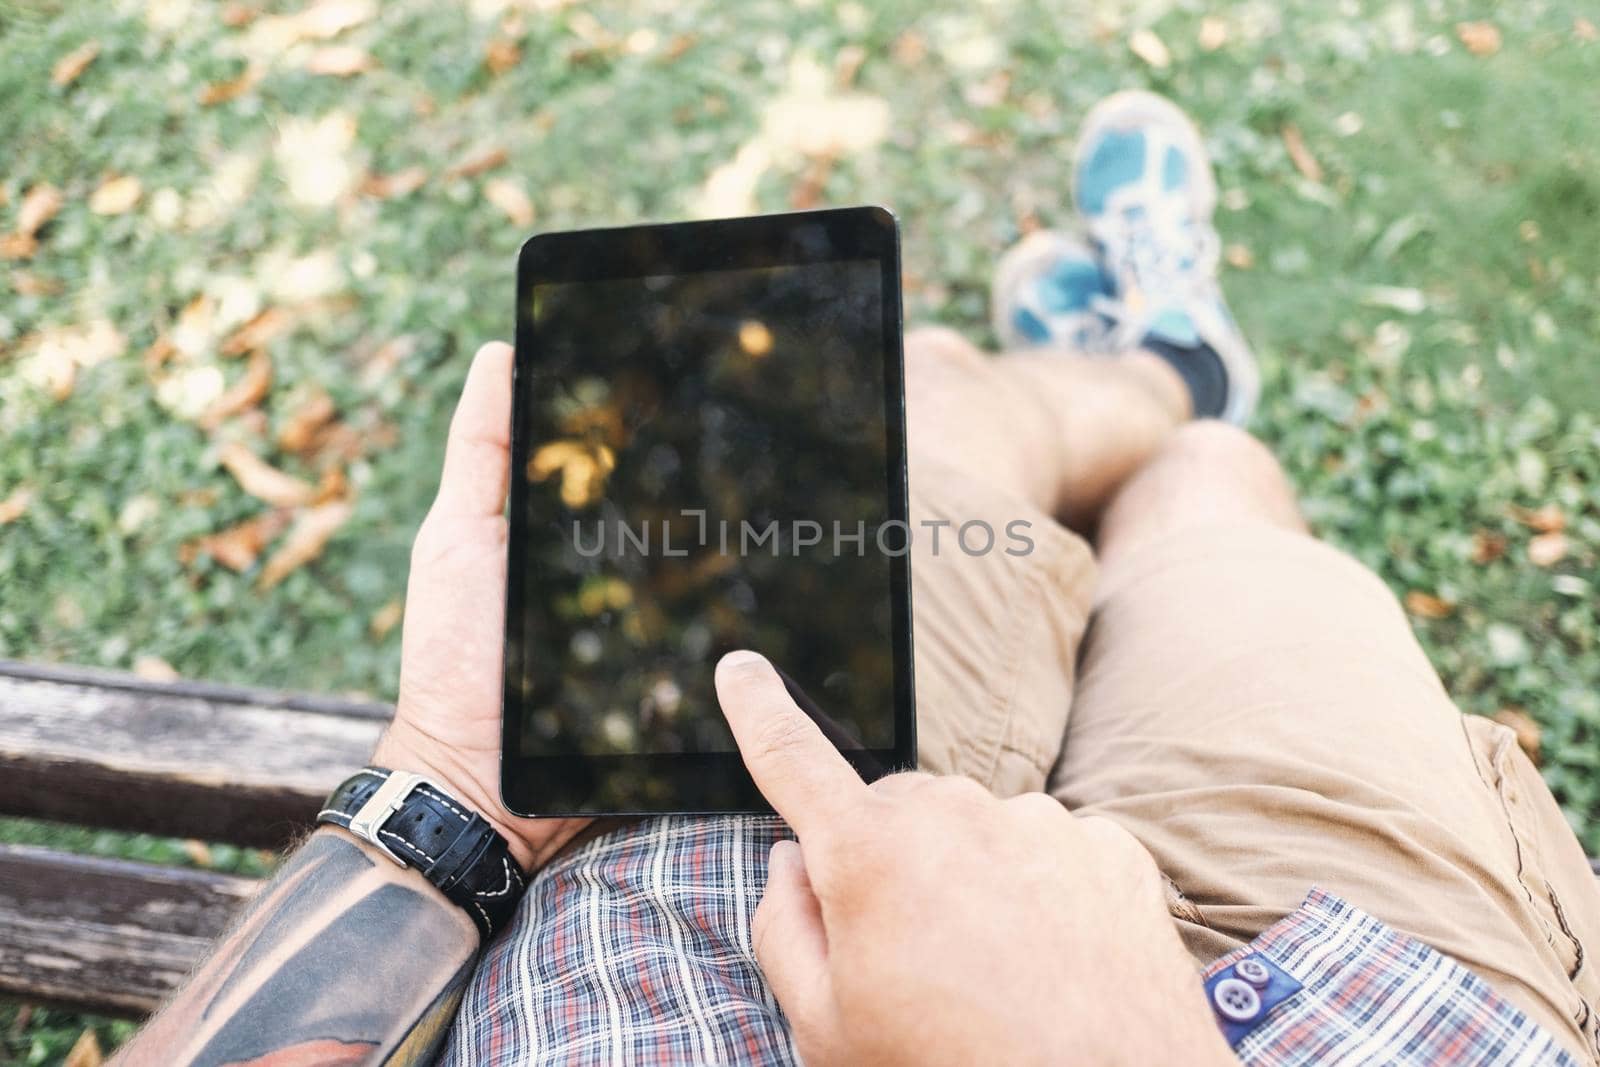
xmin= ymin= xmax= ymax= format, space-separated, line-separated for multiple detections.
xmin=0 ymin=843 xmax=257 ymax=1017
xmin=0 ymin=659 xmax=389 ymax=849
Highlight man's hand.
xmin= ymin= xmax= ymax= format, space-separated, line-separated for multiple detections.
xmin=373 ymin=341 xmax=588 ymax=871
xmin=715 ymin=650 xmax=1236 ymax=1067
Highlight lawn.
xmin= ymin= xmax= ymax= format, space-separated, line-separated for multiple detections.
xmin=2 ymin=0 xmax=1599 ymax=1059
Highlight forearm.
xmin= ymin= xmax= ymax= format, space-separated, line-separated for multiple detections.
xmin=114 ymin=827 xmax=479 ymax=1067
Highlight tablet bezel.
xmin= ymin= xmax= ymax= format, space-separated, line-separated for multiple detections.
xmin=500 ymin=206 xmax=914 ymax=816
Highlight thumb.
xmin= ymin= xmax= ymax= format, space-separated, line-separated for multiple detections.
xmin=754 ymin=840 xmax=836 ymax=1042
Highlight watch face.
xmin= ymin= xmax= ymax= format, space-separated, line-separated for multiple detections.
xmin=501 ymin=207 xmax=915 ymax=815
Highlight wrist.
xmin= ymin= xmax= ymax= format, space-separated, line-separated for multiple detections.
xmin=370 ymin=727 xmax=538 ymax=871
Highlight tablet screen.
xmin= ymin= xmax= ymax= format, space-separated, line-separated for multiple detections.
xmin=503 ymin=208 xmax=912 ymax=812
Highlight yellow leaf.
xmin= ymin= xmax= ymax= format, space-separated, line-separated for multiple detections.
xmin=360 ymin=166 xmax=428 ymax=200
xmin=62 ymin=1030 xmax=103 ymax=1067
xmin=0 ymin=487 xmax=32 ymax=525
xmin=445 ymin=145 xmax=508 ymax=180
xmin=305 ymin=44 xmax=373 ymax=76
xmin=51 ymin=41 xmax=101 ymax=88
xmin=200 ymin=350 xmax=273 ymax=429
xmin=1456 ymin=20 xmax=1501 ymax=57
xmin=199 ymin=67 xmax=261 ymax=106
xmin=1527 ymin=531 xmax=1568 ymax=568
xmin=89 ymin=174 xmax=143 ymax=215
xmin=485 ymin=37 xmax=521 ymax=75
xmin=16 ymin=183 xmax=64 ymax=237
xmin=1198 ymin=16 xmax=1228 ymax=52
xmin=1403 ymin=590 xmax=1453 ymax=619
xmin=369 ymin=598 xmax=403 ymax=638
xmin=133 ymin=655 xmax=181 ymax=681
xmin=483 ymin=177 xmax=535 ymax=227
xmin=1128 ymin=29 xmax=1171 ymax=70
xmin=258 ymin=500 xmax=355 ymax=589
xmin=277 ymin=390 xmax=337 ymax=453
xmin=220 ymin=442 xmax=317 ymax=507
xmin=1281 ymin=123 xmax=1324 ymax=183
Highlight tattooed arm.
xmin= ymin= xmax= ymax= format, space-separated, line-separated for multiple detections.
xmin=114 ymin=343 xmax=588 ymax=1065
xmin=118 ymin=829 xmax=478 ymax=1067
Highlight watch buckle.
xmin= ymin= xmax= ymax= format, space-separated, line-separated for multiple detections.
xmin=346 ymin=770 xmax=442 ymax=866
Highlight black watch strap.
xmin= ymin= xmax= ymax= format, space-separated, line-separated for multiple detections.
xmin=317 ymin=767 xmax=526 ymax=941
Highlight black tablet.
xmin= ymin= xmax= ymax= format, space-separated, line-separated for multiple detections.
xmin=501 ymin=206 xmax=915 ymax=816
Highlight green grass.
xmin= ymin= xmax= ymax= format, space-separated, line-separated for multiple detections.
xmin=2 ymin=0 xmax=1598 ymax=1058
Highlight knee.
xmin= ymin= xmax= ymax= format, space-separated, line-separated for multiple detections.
xmin=1162 ymin=421 xmax=1283 ymax=481
xmin=905 ymin=326 xmax=986 ymax=370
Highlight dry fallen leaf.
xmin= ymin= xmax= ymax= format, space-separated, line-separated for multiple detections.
xmin=1198 ymin=16 xmax=1228 ymax=52
xmin=1128 ymin=28 xmax=1171 ymax=69
xmin=305 ymin=45 xmax=374 ymax=76
xmin=62 ymin=1029 xmax=103 ymax=1067
xmin=1577 ymin=18 xmax=1598 ymax=41
xmin=16 ymin=184 xmax=64 ymax=237
xmin=446 ymin=145 xmax=509 ymax=180
xmin=133 ymin=655 xmax=181 ymax=682
xmin=278 ymin=390 xmax=338 ymax=453
xmin=188 ymin=509 xmax=292 ymax=571
xmin=221 ymin=2 xmax=258 ymax=27
xmin=1493 ymin=707 xmax=1541 ymax=764
xmin=258 ymin=500 xmax=355 ymax=589
xmin=1456 ymin=20 xmax=1502 ymax=57
xmin=359 ymin=334 xmax=415 ymax=386
xmin=360 ymin=166 xmax=428 ymax=200
xmin=834 ymin=44 xmax=867 ymax=88
xmin=199 ymin=67 xmax=261 ymax=106
xmin=11 ymin=270 xmax=61 ymax=296
xmin=1403 ymin=590 xmax=1454 ymax=619
xmin=220 ymin=442 xmax=317 ymax=507
xmin=1508 ymin=503 xmax=1565 ymax=533
xmin=221 ymin=307 xmax=294 ymax=356
xmin=315 ymin=466 xmax=350 ymax=503
xmin=201 ymin=351 xmax=273 ymax=429
xmin=1470 ymin=529 xmax=1508 ymax=565
xmin=0 ymin=487 xmax=32 ymax=525
xmin=485 ymin=37 xmax=521 ymax=75
xmin=0 ymin=233 xmax=38 ymax=260
xmin=1224 ymin=243 xmax=1255 ymax=269
xmin=1281 ymin=123 xmax=1324 ymax=183
xmin=89 ymin=174 xmax=143 ymax=216
xmin=1528 ymin=531 xmax=1569 ymax=568
xmin=484 ymin=177 xmax=535 ymax=226
xmin=291 ymin=0 xmax=376 ymax=40
xmin=51 ymin=41 xmax=101 ymax=88
xmin=370 ymin=597 xmax=404 ymax=638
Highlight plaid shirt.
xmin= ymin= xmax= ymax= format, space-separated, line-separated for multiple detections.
xmin=439 ymin=816 xmax=1579 ymax=1066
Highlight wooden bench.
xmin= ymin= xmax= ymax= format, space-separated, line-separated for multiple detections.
xmin=4 ymin=658 xmax=1597 ymax=1020
xmin=0 ymin=658 xmax=388 ymax=1016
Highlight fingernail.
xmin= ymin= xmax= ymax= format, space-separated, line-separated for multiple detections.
xmin=718 ymin=649 xmax=767 ymax=671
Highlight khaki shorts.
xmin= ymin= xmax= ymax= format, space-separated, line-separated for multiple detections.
xmin=904 ymin=333 xmax=1600 ymax=1058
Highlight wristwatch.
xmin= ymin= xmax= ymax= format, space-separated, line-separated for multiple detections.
xmin=317 ymin=767 xmax=526 ymax=941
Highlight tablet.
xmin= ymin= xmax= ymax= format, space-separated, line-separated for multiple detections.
xmin=501 ymin=206 xmax=915 ymax=815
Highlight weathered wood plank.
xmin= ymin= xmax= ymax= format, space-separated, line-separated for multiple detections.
xmin=0 ymin=843 xmax=258 ymax=1017
xmin=0 ymin=659 xmax=390 ymax=849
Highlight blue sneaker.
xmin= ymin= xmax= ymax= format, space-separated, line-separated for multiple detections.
xmin=991 ymin=229 xmax=1115 ymax=353
xmin=1072 ymin=91 xmax=1259 ymax=424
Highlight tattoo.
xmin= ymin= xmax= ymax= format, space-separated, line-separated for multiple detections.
xmin=113 ymin=830 xmax=480 ymax=1067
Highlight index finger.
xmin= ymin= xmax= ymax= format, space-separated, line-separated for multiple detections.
xmin=715 ymin=651 xmax=870 ymax=837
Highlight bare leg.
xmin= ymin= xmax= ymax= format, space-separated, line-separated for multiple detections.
xmin=1095 ymin=421 xmax=1307 ymax=573
xmin=904 ymin=327 xmax=1190 ymax=530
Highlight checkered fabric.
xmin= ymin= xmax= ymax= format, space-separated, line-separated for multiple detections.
xmin=440 ymin=817 xmax=1579 ymax=1066
xmin=1202 ymin=889 xmax=1580 ymax=1066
